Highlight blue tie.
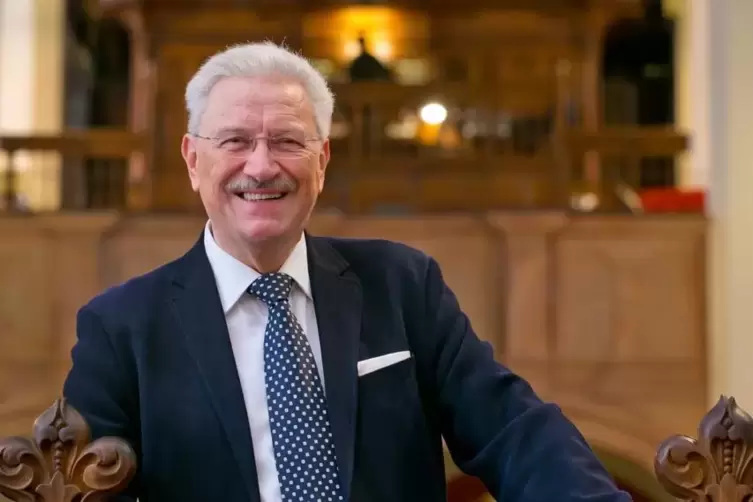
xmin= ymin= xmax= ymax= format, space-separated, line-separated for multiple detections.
xmin=248 ymin=273 xmax=343 ymax=502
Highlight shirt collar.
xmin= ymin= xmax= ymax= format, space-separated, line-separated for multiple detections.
xmin=203 ymin=221 xmax=312 ymax=314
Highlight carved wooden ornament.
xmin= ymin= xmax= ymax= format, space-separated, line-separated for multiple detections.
xmin=0 ymin=398 xmax=136 ymax=502
xmin=655 ymin=395 xmax=753 ymax=501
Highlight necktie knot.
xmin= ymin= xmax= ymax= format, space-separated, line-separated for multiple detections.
xmin=248 ymin=273 xmax=293 ymax=306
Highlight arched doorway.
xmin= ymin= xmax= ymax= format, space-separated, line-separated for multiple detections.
xmin=63 ymin=2 xmax=131 ymax=209
xmin=602 ymin=0 xmax=675 ymax=189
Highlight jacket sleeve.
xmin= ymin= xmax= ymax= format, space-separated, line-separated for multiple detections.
xmin=420 ymin=257 xmax=632 ymax=501
xmin=62 ymin=306 xmax=141 ymax=501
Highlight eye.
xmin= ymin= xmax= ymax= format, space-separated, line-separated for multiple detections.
xmin=219 ymin=137 xmax=250 ymax=150
xmin=273 ymin=138 xmax=305 ymax=150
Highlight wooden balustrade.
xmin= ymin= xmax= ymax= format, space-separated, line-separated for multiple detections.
xmin=0 ymin=129 xmax=144 ymax=212
xmin=0 ymin=125 xmax=687 ymax=214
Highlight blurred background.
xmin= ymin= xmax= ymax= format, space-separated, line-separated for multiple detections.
xmin=1 ymin=0 xmax=752 ymax=500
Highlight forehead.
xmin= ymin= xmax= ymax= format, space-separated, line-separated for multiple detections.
xmin=201 ymin=75 xmax=316 ymax=132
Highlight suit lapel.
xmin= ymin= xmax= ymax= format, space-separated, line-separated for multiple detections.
xmin=307 ymin=235 xmax=362 ymax=502
xmin=170 ymin=238 xmax=261 ymax=502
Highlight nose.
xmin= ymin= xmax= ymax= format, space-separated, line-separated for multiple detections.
xmin=241 ymin=140 xmax=280 ymax=181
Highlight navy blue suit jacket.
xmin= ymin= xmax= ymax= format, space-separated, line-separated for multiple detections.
xmin=63 ymin=234 xmax=631 ymax=502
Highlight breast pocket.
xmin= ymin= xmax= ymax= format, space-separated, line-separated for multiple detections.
xmin=358 ymin=356 xmax=418 ymax=411
xmin=354 ymin=354 xmax=436 ymax=497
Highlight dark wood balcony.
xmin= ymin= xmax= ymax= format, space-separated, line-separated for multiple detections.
xmin=0 ymin=124 xmax=685 ymax=214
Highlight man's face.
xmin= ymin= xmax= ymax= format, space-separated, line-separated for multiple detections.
xmin=181 ymin=75 xmax=329 ymax=252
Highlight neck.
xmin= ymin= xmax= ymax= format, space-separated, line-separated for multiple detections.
xmin=212 ymin=226 xmax=301 ymax=274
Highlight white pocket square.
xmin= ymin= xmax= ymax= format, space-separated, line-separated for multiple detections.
xmin=357 ymin=351 xmax=412 ymax=377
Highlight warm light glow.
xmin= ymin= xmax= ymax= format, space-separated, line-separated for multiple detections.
xmin=342 ymin=36 xmax=392 ymax=63
xmin=570 ymin=192 xmax=600 ymax=212
xmin=303 ymin=7 xmax=429 ymax=64
xmin=419 ymin=103 xmax=448 ymax=125
xmin=343 ymin=40 xmax=361 ymax=61
xmin=373 ymin=40 xmax=393 ymax=62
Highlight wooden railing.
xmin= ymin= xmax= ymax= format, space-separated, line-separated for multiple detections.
xmin=0 ymin=129 xmax=144 ymax=212
xmin=0 ymin=76 xmax=686 ymax=214
xmin=0 ymin=125 xmax=687 ymax=214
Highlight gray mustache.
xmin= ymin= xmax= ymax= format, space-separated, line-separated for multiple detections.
xmin=225 ymin=177 xmax=297 ymax=192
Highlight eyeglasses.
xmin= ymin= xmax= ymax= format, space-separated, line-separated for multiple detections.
xmin=192 ymin=133 xmax=322 ymax=159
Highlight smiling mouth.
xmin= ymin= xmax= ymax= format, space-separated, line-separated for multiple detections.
xmin=235 ymin=192 xmax=287 ymax=201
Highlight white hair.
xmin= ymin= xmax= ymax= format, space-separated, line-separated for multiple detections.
xmin=185 ymin=41 xmax=334 ymax=138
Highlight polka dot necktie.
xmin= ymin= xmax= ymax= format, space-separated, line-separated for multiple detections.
xmin=248 ymin=273 xmax=343 ymax=502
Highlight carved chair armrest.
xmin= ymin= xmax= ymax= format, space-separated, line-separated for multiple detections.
xmin=0 ymin=398 xmax=136 ymax=502
xmin=655 ymin=396 xmax=753 ymax=501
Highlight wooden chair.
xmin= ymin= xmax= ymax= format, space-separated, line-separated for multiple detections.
xmin=6 ymin=394 xmax=752 ymax=501
xmin=655 ymin=395 xmax=753 ymax=501
xmin=0 ymin=398 xmax=136 ymax=502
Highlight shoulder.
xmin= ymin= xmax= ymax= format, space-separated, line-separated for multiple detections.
xmin=82 ymin=252 xmax=184 ymax=323
xmin=313 ymin=235 xmax=434 ymax=275
xmin=309 ymin=235 xmax=446 ymax=299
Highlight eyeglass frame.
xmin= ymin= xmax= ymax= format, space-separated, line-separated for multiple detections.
xmin=190 ymin=132 xmax=324 ymax=159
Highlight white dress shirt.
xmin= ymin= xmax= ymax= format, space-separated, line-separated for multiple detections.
xmin=203 ymin=222 xmax=325 ymax=502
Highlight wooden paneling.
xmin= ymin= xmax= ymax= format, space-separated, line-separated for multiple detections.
xmin=151 ymin=42 xmax=215 ymax=210
xmin=0 ymin=212 xmax=706 ymax=471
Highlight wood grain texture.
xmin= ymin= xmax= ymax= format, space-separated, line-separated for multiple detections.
xmin=655 ymin=396 xmax=753 ymax=501
xmin=0 ymin=398 xmax=136 ymax=502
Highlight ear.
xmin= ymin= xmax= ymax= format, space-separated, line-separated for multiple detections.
xmin=181 ymin=134 xmax=200 ymax=192
xmin=316 ymin=139 xmax=331 ymax=193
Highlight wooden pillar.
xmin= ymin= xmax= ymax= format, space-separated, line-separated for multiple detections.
xmin=702 ymin=0 xmax=753 ymax=410
xmin=118 ymin=6 xmax=154 ymax=211
xmin=0 ymin=0 xmax=65 ymax=211
xmin=580 ymin=6 xmax=607 ymax=205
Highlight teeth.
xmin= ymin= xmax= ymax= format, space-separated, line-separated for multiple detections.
xmin=242 ymin=193 xmax=283 ymax=201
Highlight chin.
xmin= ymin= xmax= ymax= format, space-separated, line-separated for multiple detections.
xmin=237 ymin=219 xmax=293 ymax=243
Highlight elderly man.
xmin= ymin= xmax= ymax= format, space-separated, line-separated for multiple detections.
xmin=63 ymin=42 xmax=631 ymax=502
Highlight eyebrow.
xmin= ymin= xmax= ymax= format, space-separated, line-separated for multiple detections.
xmin=212 ymin=125 xmax=310 ymax=137
xmin=212 ymin=127 xmax=252 ymax=137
